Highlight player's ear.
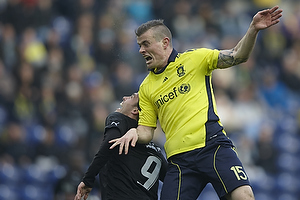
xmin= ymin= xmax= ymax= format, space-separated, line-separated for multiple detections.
xmin=162 ymin=37 xmax=170 ymax=49
xmin=132 ymin=108 xmax=139 ymax=115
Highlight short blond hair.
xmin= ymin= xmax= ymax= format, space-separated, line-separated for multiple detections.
xmin=135 ymin=19 xmax=172 ymax=43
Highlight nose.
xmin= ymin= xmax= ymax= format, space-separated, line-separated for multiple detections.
xmin=123 ymin=96 xmax=130 ymax=101
xmin=139 ymin=46 xmax=145 ymax=54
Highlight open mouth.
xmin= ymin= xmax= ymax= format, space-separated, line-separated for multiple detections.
xmin=145 ymin=56 xmax=152 ymax=63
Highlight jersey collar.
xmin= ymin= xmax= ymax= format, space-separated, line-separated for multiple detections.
xmin=151 ymin=48 xmax=178 ymax=74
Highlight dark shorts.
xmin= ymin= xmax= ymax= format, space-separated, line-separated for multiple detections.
xmin=160 ymin=136 xmax=250 ymax=200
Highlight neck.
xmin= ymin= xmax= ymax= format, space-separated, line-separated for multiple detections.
xmin=116 ymin=110 xmax=138 ymax=121
xmin=151 ymin=48 xmax=173 ymax=72
xmin=127 ymin=113 xmax=138 ymax=121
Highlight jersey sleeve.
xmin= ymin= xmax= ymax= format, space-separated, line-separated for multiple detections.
xmin=189 ymin=48 xmax=220 ymax=75
xmin=138 ymin=82 xmax=158 ymax=128
xmin=105 ymin=113 xmax=126 ymax=133
xmin=82 ymin=127 xmax=121 ymax=188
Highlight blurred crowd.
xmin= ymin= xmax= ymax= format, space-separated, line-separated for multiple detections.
xmin=0 ymin=0 xmax=299 ymax=199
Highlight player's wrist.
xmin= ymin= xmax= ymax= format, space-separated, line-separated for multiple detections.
xmin=249 ymin=22 xmax=260 ymax=34
xmin=128 ymin=128 xmax=138 ymax=139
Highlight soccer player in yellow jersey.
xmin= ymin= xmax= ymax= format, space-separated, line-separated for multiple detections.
xmin=110 ymin=6 xmax=282 ymax=200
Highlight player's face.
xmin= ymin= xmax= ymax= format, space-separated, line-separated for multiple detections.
xmin=119 ymin=93 xmax=139 ymax=113
xmin=137 ymin=29 xmax=167 ymax=70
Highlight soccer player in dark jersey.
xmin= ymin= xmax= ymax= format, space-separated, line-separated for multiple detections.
xmin=109 ymin=6 xmax=282 ymax=200
xmin=74 ymin=93 xmax=167 ymax=200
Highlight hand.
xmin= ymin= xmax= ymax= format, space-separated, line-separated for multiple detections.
xmin=252 ymin=5 xmax=283 ymax=30
xmin=109 ymin=128 xmax=138 ymax=154
xmin=74 ymin=182 xmax=92 ymax=200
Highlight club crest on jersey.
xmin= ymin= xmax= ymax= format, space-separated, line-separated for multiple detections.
xmin=176 ymin=64 xmax=185 ymax=77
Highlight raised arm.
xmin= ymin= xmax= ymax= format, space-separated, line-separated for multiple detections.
xmin=109 ymin=125 xmax=155 ymax=154
xmin=217 ymin=5 xmax=282 ymax=69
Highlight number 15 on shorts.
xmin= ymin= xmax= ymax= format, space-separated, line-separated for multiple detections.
xmin=230 ymin=166 xmax=248 ymax=180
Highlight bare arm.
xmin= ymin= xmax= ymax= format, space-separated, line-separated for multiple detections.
xmin=217 ymin=5 xmax=282 ymax=69
xmin=137 ymin=125 xmax=155 ymax=143
xmin=109 ymin=125 xmax=155 ymax=154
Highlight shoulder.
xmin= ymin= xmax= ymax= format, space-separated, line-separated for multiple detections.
xmin=181 ymin=48 xmax=220 ymax=72
xmin=106 ymin=112 xmax=123 ymax=122
xmin=179 ymin=48 xmax=219 ymax=57
xmin=105 ymin=112 xmax=125 ymax=128
xmin=106 ymin=112 xmax=137 ymax=131
xmin=139 ymin=74 xmax=152 ymax=93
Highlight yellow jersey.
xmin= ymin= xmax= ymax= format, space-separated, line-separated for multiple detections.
xmin=139 ymin=48 xmax=227 ymax=158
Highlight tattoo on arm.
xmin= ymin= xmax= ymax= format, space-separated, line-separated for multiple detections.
xmin=217 ymin=49 xmax=248 ymax=69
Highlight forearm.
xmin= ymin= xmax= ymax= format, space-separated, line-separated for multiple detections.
xmin=233 ymin=24 xmax=259 ymax=63
xmin=136 ymin=125 xmax=154 ymax=144
xmin=82 ymin=153 xmax=109 ymax=188
xmin=218 ymin=6 xmax=282 ymax=69
xmin=218 ymin=24 xmax=259 ymax=69
xmin=83 ymin=128 xmax=119 ymax=187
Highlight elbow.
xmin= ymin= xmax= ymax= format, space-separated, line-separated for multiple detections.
xmin=233 ymin=54 xmax=249 ymax=65
xmin=138 ymin=134 xmax=153 ymax=144
xmin=232 ymin=47 xmax=249 ymax=65
xmin=240 ymin=56 xmax=249 ymax=64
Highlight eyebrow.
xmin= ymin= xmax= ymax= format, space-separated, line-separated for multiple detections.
xmin=137 ymin=40 xmax=150 ymax=46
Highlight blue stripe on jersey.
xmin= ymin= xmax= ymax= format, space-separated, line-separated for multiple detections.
xmin=205 ymin=76 xmax=224 ymax=140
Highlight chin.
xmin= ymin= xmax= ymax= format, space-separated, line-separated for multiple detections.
xmin=147 ymin=65 xmax=155 ymax=70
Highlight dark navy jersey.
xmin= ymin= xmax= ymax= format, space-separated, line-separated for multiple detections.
xmin=82 ymin=112 xmax=167 ymax=200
